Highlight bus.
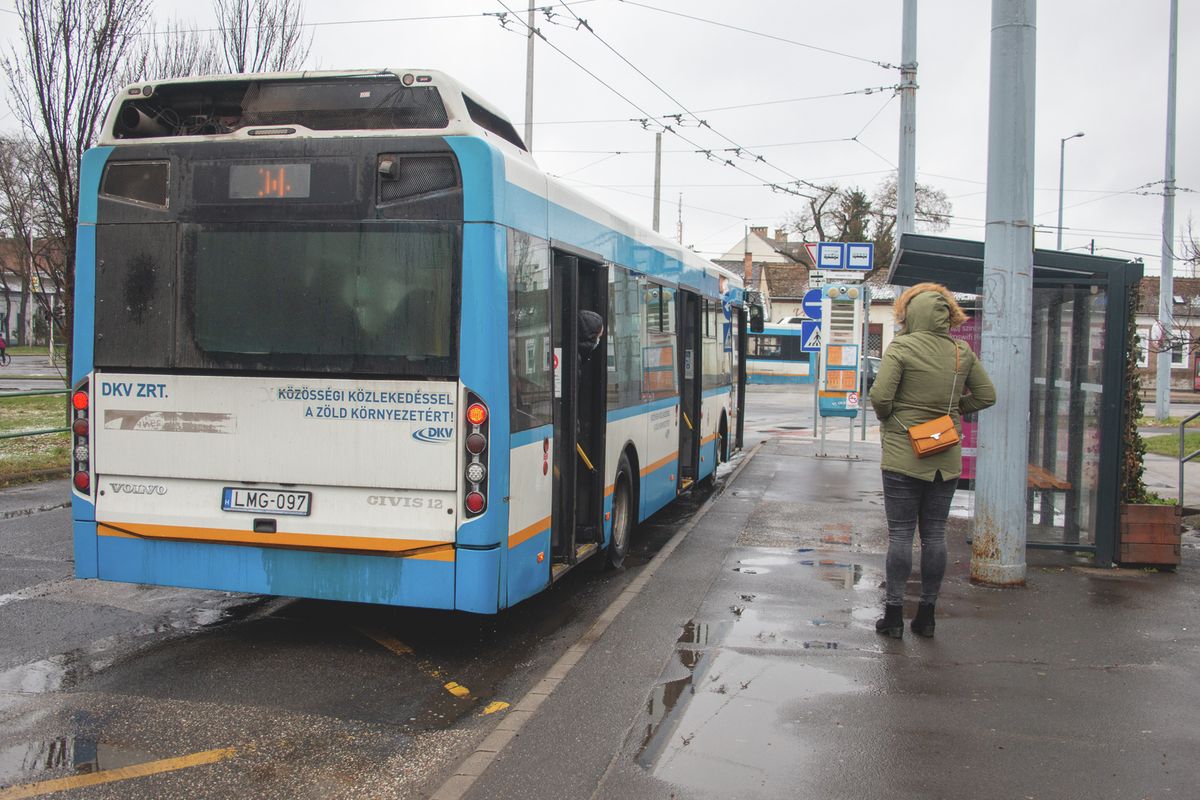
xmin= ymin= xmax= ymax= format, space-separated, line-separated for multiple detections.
xmin=68 ymin=70 xmax=752 ymax=613
xmin=747 ymin=325 xmax=813 ymax=384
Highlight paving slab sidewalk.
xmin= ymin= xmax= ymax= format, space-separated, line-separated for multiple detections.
xmin=451 ymin=437 xmax=1200 ymax=800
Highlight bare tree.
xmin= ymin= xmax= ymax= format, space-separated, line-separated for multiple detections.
xmin=785 ymin=183 xmax=840 ymax=243
xmin=126 ymin=18 xmax=224 ymax=83
xmin=2 ymin=0 xmax=151 ymax=379
xmin=0 ymin=137 xmax=50 ymax=347
xmin=216 ymin=0 xmax=312 ymax=73
xmin=787 ymin=175 xmax=952 ymax=278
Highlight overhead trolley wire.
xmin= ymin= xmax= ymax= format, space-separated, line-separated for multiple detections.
xmin=549 ymin=0 xmax=840 ymax=196
xmin=128 ymin=0 xmax=601 ymax=37
xmin=530 ymin=85 xmax=896 ymax=125
xmin=494 ymin=0 xmax=817 ymax=199
xmin=614 ymin=0 xmax=896 ymax=70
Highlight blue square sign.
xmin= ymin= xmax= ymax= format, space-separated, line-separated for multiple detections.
xmin=801 ymin=320 xmax=821 ymax=353
xmin=846 ymin=242 xmax=874 ymax=270
xmin=816 ymin=242 xmax=845 ymax=269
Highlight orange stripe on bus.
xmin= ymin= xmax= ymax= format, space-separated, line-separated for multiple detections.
xmin=604 ymin=484 xmax=615 ymax=497
xmin=701 ymin=433 xmax=719 ymax=445
xmin=508 ymin=515 xmax=551 ymax=549
xmin=640 ymin=451 xmax=679 ymax=477
xmin=97 ymin=522 xmax=454 ymax=559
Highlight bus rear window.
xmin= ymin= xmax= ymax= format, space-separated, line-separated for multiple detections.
xmin=182 ymin=223 xmax=458 ymax=374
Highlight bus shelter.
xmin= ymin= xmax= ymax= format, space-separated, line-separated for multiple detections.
xmin=888 ymin=233 xmax=1144 ymax=565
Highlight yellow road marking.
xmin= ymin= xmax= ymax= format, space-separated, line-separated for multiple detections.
xmin=0 ymin=747 xmax=235 ymax=800
xmin=361 ymin=628 xmax=414 ymax=657
xmin=360 ymin=629 xmax=472 ymax=700
xmin=481 ymin=701 xmax=510 ymax=715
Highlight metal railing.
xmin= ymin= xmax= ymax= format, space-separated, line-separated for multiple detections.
xmin=1179 ymin=409 xmax=1200 ymax=508
xmin=0 ymin=389 xmax=69 ymax=440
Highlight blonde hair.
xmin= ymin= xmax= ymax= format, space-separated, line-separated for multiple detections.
xmin=894 ymin=282 xmax=968 ymax=329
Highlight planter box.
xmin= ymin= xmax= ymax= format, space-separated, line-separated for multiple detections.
xmin=1118 ymin=503 xmax=1181 ymax=567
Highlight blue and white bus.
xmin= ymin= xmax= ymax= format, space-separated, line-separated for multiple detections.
xmin=747 ymin=325 xmax=812 ymax=384
xmin=68 ymin=70 xmax=751 ymax=613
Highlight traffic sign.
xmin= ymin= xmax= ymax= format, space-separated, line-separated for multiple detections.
xmin=817 ymin=242 xmax=845 ymax=269
xmin=801 ymin=319 xmax=821 ymax=353
xmin=802 ymin=288 xmax=823 ymax=320
xmin=846 ymin=242 xmax=874 ymax=270
xmin=804 ymin=242 xmax=819 ymax=265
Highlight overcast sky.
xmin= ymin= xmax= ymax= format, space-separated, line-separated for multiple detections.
xmin=2 ymin=0 xmax=1194 ymax=273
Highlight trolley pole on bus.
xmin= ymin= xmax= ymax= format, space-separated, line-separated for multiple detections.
xmin=972 ymin=0 xmax=1034 ymax=587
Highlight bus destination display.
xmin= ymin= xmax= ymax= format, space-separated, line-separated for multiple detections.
xmin=229 ymin=163 xmax=311 ymax=199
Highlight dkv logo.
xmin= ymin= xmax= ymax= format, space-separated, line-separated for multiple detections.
xmin=412 ymin=426 xmax=455 ymax=443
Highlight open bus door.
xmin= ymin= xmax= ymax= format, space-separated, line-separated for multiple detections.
xmin=550 ymin=249 xmax=608 ymax=572
xmin=677 ymin=290 xmax=702 ymax=491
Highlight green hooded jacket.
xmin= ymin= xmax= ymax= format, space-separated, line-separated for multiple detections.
xmin=869 ymin=290 xmax=997 ymax=481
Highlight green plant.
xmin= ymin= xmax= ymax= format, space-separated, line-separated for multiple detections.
xmin=1120 ymin=289 xmax=1153 ymax=505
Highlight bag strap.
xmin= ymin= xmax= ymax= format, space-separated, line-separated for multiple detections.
xmin=946 ymin=341 xmax=961 ymax=415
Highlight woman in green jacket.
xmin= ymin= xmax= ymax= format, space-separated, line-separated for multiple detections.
xmin=868 ymin=283 xmax=996 ymax=638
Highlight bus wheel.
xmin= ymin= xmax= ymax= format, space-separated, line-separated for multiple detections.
xmin=718 ymin=416 xmax=729 ymax=464
xmin=607 ymin=453 xmax=634 ymax=569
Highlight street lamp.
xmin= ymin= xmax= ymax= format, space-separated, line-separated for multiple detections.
xmin=1057 ymin=131 xmax=1085 ymax=250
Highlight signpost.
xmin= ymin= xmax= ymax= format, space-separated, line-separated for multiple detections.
xmin=815 ymin=284 xmax=865 ymax=459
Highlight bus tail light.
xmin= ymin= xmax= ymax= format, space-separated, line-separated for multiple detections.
xmin=464 ymin=390 xmax=489 ymax=518
xmin=71 ymin=381 xmax=91 ymax=495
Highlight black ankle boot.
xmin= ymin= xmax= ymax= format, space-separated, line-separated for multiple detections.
xmin=911 ymin=602 xmax=936 ymax=637
xmin=875 ymin=604 xmax=904 ymax=638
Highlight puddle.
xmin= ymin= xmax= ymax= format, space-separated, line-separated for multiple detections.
xmin=677 ymin=621 xmax=732 ymax=645
xmin=796 ymin=558 xmax=883 ymax=591
xmin=736 ymin=556 xmax=792 ymax=567
xmin=637 ymin=650 xmax=863 ymax=792
xmin=802 ymin=641 xmax=840 ymax=650
xmin=0 ymin=736 xmax=160 ymax=786
xmin=732 ymin=567 xmax=768 ymax=575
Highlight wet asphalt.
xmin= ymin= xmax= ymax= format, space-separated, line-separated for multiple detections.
xmin=5 ymin=386 xmax=1197 ymax=799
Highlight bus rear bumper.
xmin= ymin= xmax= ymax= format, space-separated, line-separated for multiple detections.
xmin=79 ymin=522 xmax=463 ymax=610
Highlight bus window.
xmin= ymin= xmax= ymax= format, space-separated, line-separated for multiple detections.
xmin=508 ymin=231 xmax=552 ymax=431
xmin=702 ymin=300 xmax=727 ymax=390
xmin=607 ymin=265 xmax=643 ymax=410
xmin=642 ymin=281 xmax=678 ymax=400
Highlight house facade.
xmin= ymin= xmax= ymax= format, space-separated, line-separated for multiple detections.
xmin=1135 ymin=276 xmax=1200 ymax=392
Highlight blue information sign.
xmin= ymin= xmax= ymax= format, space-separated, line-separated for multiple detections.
xmin=800 ymin=320 xmax=821 ymax=353
xmin=802 ymin=288 xmax=823 ymax=320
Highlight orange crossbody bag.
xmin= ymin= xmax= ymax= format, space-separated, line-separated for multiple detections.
xmin=901 ymin=343 xmax=961 ymax=458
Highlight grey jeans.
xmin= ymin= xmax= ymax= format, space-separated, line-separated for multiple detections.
xmin=882 ymin=470 xmax=957 ymax=606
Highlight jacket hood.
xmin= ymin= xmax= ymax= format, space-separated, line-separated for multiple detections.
xmin=902 ymin=290 xmax=952 ymax=335
xmin=897 ymin=281 xmax=969 ymax=335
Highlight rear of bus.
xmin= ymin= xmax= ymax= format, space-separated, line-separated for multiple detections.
xmin=70 ymin=71 xmax=517 ymax=612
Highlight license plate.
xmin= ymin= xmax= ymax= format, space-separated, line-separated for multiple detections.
xmin=222 ymin=487 xmax=311 ymax=516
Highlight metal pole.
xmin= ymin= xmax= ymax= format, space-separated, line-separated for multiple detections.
xmin=861 ymin=286 xmax=870 ymax=441
xmin=523 ymin=0 xmax=536 ymax=152
xmin=1056 ymin=139 xmax=1065 ymax=250
xmin=653 ymin=132 xmax=662 ymax=232
xmin=972 ymin=0 xmax=1036 ymax=587
xmin=1057 ymin=132 xmax=1083 ymax=250
xmin=897 ymin=0 xmax=918 ymax=236
xmin=1156 ymin=0 xmax=1179 ymax=421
